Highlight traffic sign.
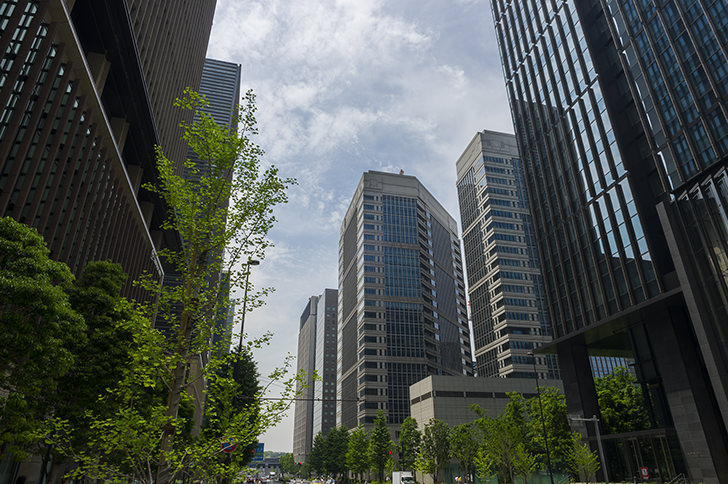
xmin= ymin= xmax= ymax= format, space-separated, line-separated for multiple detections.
xmin=251 ymin=442 xmax=264 ymax=461
xmin=221 ymin=441 xmax=238 ymax=453
xmin=640 ymin=467 xmax=649 ymax=479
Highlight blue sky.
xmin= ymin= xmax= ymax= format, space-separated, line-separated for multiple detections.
xmin=206 ymin=0 xmax=513 ymax=452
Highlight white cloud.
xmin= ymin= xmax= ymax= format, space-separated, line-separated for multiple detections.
xmin=208 ymin=0 xmax=513 ymax=451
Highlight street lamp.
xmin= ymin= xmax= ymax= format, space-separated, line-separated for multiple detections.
xmin=528 ymin=351 xmax=555 ymax=484
xmin=569 ymin=415 xmax=609 ymax=484
xmin=238 ymin=259 xmax=260 ymax=349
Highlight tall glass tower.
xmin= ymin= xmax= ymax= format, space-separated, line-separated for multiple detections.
xmin=337 ymin=171 xmax=472 ymax=432
xmin=456 ymin=130 xmax=559 ymax=380
xmin=491 ymin=0 xmax=728 ymax=481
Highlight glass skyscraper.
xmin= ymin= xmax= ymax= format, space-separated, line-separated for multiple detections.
xmin=337 ymin=171 xmax=472 ymax=432
xmin=456 ymin=130 xmax=559 ymax=380
xmin=491 ymin=0 xmax=728 ymax=481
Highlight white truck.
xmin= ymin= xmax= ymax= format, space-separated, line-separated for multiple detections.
xmin=392 ymin=471 xmax=415 ymax=484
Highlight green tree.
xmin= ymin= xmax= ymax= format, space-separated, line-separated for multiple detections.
xmin=0 ymin=217 xmax=85 ymax=458
xmin=480 ymin=417 xmax=521 ymax=484
xmin=346 ymin=425 xmax=369 ymax=482
xmin=308 ymin=432 xmax=327 ymax=475
xmin=594 ymin=367 xmax=650 ymax=434
xmin=280 ymin=453 xmax=298 ymax=476
xmin=513 ymin=443 xmax=537 ymax=484
xmin=48 ymin=261 xmax=154 ymax=481
xmin=368 ymin=411 xmax=394 ymax=482
xmin=203 ymin=345 xmax=262 ymax=475
xmin=449 ymin=423 xmax=478 ymax=483
xmin=528 ymin=387 xmax=572 ymax=473
xmin=473 ymin=447 xmax=494 ymax=482
xmin=567 ymin=435 xmax=600 ymax=484
xmin=145 ymin=88 xmax=295 ymax=484
xmin=414 ymin=452 xmax=436 ymax=484
xmin=45 ymin=89 xmax=297 ymax=484
xmin=504 ymin=393 xmax=529 ymax=445
xmin=326 ymin=427 xmax=350 ymax=482
xmin=397 ymin=417 xmax=421 ymax=472
xmin=420 ymin=418 xmax=450 ymax=484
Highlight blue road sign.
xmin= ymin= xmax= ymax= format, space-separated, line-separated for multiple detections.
xmin=251 ymin=442 xmax=264 ymax=461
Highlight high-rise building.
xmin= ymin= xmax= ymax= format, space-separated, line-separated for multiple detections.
xmin=491 ymin=0 xmax=728 ymax=481
xmin=293 ymin=297 xmax=316 ymax=465
xmin=182 ymin=58 xmax=241 ymax=349
xmin=293 ymin=289 xmax=338 ymax=465
xmin=456 ymin=130 xmax=559 ymax=380
xmin=337 ymin=171 xmax=472 ymax=433
xmin=0 ymin=0 xmax=216 ymax=299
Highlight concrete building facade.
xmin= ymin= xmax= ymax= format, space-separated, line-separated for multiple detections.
xmin=409 ymin=375 xmax=563 ymax=429
xmin=337 ymin=171 xmax=472 ymax=434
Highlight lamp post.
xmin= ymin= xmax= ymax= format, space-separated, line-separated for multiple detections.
xmin=569 ymin=415 xmax=609 ymax=484
xmin=238 ymin=259 xmax=260 ymax=349
xmin=528 ymin=351 xmax=555 ymax=484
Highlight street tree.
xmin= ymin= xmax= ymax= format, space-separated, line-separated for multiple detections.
xmin=368 ymin=411 xmax=394 ymax=482
xmin=420 ymin=418 xmax=450 ymax=484
xmin=504 ymin=393 xmax=530 ymax=446
xmin=594 ymin=367 xmax=650 ymax=434
xmin=449 ymin=423 xmax=478 ymax=483
xmin=479 ymin=417 xmax=521 ymax=484
xmin=45 ymin=89 xmax=297 ymax=484
xmin=47 ymin=261 xmax=155 ymax=482
xmin=397 ymin=417 xmax=420 ymax=472
xmin=308 ymin=432 xmax=327 ymax=475
xmin=473 ymin=447 xmax=494 ymax=483
xmin=528 ymin=387 xmax=572 ymax=473
xmin=326 ymin=427 xmax=350 ymax=482
xmin=202 ymin=345 xmax=262 ymax=475
xmin=280 ymin=453 xmax=298 ymax=476
xmin=414 ymin=452 xmax=436 ymax=484
xmin=0 ymin=217 xmax=85 ymax=458
xmin=346 ymin=425 xmax=369 ymax=482
xmin=567 ymin=435 xmax=600 ymax=484
xmin=512 ymin=444 xmax=537 ymax=484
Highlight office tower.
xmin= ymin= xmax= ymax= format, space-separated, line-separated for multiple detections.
xmin=313 ymin=289 xmax=339 ymax=438
xmin=491 ymin=0 xmax=728 ymax=481
xmin=196 ymin=58 xmax=242 ymax=136
xmin=456 ymin=130 xmax=559 ymax=380
xmin=293 ymin=297 xmax=316 ymax=465
xmin=337 ymin=171 xmax=472 ymax=433
xmin=181 ymin=58 xmax=241 ymax=346
xmin=293 ymin=289 xmax=338 ymax=465
xmin=0 ymin=0 xmax=216 ymax=299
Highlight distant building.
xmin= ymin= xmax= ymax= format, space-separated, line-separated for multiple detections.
xmin=292 ymin=289 xmax=338 ymax=464
xmin=456 ymin=131 xmax=559 ymax=380
xmin=337 ymin=171 xmax=472 ymax=434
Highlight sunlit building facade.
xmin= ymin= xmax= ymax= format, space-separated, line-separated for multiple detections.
xmin=491 ymin=0 xmax=728 ymax=481
xmin=337 ymin=171 xmax=472 ymax=434
xmin=456 ymin=130 xmax=559 ymax=380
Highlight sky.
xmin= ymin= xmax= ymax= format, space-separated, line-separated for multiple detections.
xmin=206 ymin=0 xmax=514 ymax=452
